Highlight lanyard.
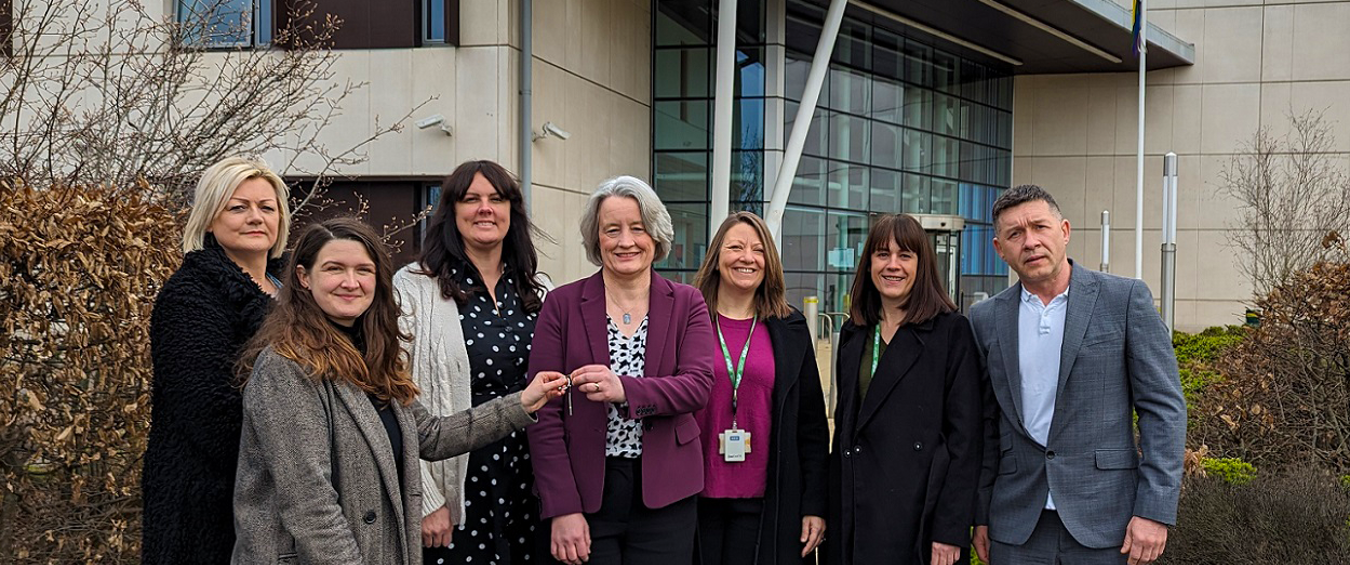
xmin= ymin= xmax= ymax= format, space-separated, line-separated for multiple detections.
xmin=871 ymin=325 xmax=881 ymax=379
xmin=715 ymin=316 xmax=757 ymax=427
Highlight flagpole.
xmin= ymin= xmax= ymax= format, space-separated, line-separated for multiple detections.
xmin=1135 ymin=0 xmax=1146 ymax=279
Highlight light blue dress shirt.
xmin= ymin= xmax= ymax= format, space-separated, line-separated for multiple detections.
xmin=1018 ymin=285 xmax=1069 ymax=510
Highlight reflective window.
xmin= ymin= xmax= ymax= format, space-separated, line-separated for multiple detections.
xmin=654 ymin=0 xmax=1013 ymax=304
xmin=178 ymin=0 xmax=270 ymax=47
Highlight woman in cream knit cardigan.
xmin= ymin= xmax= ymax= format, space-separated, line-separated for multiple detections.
xmin=395 ymin=160 xmax=551 ymax=565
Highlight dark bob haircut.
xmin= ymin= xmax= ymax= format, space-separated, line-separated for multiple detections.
xmin=848 ymin=214 xmax=956 ymax=327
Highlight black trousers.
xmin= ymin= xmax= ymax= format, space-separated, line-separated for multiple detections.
xmin=585 ymin=457 xmax=697 ymax=565
xmin=696 ymin=497 xmax=764 ymax=565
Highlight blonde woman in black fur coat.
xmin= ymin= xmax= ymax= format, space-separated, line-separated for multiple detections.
xmin=142 ymin=157 xmax=291 ymax=565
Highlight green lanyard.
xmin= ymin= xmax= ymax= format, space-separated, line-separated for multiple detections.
xmin=871 ymin=325 xmax=882 ymax=378
xmin=716 ymin=316 xmax=757 ymax=428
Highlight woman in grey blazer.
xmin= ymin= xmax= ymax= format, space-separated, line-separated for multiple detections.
xmin=231 ymin=218 xmax=566 ymax=565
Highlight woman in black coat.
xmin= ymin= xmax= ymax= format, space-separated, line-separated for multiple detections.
xmin=691 ymin=212 xmax=830 ymax=565
xmin=825 ymin=214 xmax=982 ymax=565
xmin=142 ymin=157 xmax=291 ymax=564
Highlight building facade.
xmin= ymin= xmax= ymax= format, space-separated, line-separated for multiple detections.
xmin=156 ymin=0 xmax=1350 ymax=331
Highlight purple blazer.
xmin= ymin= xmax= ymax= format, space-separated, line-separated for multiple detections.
xmin=526 ymin=270 xmax=715 ymax=519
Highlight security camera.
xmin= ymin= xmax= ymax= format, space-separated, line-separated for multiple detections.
xmin=415 ymin=114 xmax=445 ymax=129
xmin=415 ymin=114 xmax=453 ymax=136
xmin=533 ymin=121 xmax=571 ymax=142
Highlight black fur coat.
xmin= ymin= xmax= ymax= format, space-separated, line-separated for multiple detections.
xmin=141 ymin=238 xmax=282 ymax=565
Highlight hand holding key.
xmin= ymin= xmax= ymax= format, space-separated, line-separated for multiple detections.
xmin=569 ymin=364 xmax=627 ymax=404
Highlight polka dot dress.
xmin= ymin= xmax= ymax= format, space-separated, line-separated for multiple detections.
xmin=423 ymin=265 xmax=541 ymax=565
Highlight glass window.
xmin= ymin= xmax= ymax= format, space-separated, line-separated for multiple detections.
xmin=904 ymin=87 xmax=931 ymax=131
xmin=902 ymin=40 xmax=932 ymax=87
xmin=828 ymin=113 xmax=869 ymax=164
xmin=902 ymin=174 xmax=931 ymax=214
xmin=655 ymin=100 xmax=710 ymax=150
xmin=734 ymin=98 xmax=765 ymax=150
xmin=832 ymin=18 xmax=870 ymax=68
xmin=784 ymin=53 xmax=827 ymax=106
xmin=653 ymin=152 xmax=709 ymax=201
xmin=655 ymin=48 xmax=711 ymax=99
xmin=933 ymin=50 xmax=959 ymax=95
xmin=872 ymin=29 xmax=903 ymax=81
xmin=902 ymin=128 xmax=930 ymax=173
xmin=736 ymin=48 xmax=767 ymax=98
xmin=782 ymin=206 xmax=826 ymax=271
xmin=828 ymin=65 xmax=870 ymax=115
xmin=933 ymin=93 xmax=958 ymax=137
xmin=784 ymin=272 xmax=827 ymax=320
xmin=178 ymin=0 xmax=269 ymax=47
xmin=829 ymin=162 xmax=867 ymax=210
xmin=656 ymin=2 xmax=712 ymax=46
xmin=870 ymin=168 xmax=901 ymax=214
xmin=424 ymin=0 xmax=446 ymax=43
xmin=871 ymin=122 xmax=902 ymax=170
xmin=660 ymin=203 xmax=709 ymax=271
xmin=789 ymin=156 xmax=828 ymax=206
xmin=931 ymin=179 xmax=958 ymax=215
xmin=785 ymin=102 xmax=828 ymax=158
xmin=932 ymin=136 xmax=960 ymax=179
xmin=825 ymin=210 xmax=868 ymax=271
xmin=732 ymin=150 xmax=764 ymax=202
xmin=872 ymin=76 xmax=903 ymax=125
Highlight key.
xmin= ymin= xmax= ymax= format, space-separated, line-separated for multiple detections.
xmin=565 ymin=375 xmax=573 ymax=416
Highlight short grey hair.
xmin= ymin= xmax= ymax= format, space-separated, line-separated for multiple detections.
xmin=579 ymin=175 xmax=674 ymax=267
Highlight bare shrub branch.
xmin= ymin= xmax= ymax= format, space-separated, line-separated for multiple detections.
xmin=1219 ymin=109 xmax=1350 ymax=296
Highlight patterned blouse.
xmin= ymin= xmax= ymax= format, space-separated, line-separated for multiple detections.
xmin=604 ymin=316 xmax=648 ymax=458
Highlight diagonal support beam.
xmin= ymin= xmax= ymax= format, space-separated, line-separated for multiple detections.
xmin=765 ymin=0 xmax=848 ymax=242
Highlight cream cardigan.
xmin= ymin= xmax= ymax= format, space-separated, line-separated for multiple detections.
xmin=393 ymin=263 xmax=549 ymax=523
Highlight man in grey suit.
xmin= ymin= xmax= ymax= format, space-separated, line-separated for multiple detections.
xmin=969 ymin=185 xmax=1186 ymax=565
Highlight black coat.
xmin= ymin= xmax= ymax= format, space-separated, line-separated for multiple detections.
xmin=141 ymin=239 xmax=282 ymax=565
xmin=752 ymin=310 xmax=831 ymax=565
xmin=825 ymin=312 xmax=983 ymax=565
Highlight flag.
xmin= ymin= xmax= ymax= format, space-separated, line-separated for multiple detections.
xmin=1130 ymin=0 xmax=1145 ymax=57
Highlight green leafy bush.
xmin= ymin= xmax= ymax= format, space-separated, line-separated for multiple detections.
xmin=1201 ymin=457 xmax=1257 ymax=485
xmin=1173 ymin=326 xmax=1244 ymax=428
xmin=1173 ymin=326 xmax=1246 ymax=365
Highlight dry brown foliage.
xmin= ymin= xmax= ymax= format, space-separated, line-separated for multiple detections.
xmin=1189 ymin=258 xmax=1350 ymax=474
xmin=0 ymin=183 xmax=181 ymax=563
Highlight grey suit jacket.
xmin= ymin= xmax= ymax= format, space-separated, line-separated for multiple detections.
xmin=231 ymin=347 xmax=536 ymax=565
xmin=970 ymin=261 xmax=1185 ymax=549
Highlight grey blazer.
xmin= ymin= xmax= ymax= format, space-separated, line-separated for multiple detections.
xmin=231 ymin=348 xmax=536 ymax=565
xmin=970 ymin=261 xmax=1186 ymax=549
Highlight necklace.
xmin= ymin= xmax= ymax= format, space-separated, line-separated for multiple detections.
xmin=605 ymin=288 xmax=647 ymax=325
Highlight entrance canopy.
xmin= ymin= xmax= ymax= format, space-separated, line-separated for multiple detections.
xmin=833 ymin=0 xmax=1194 ymax=74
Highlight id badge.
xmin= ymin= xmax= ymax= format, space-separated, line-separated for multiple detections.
xmin=719 ymin=428 xmax=749 ymax=462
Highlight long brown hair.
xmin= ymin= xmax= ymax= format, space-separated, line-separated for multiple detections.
xmin=693 ymin=211 xmax=792 ymax=321
xmin=240 ymin=217 xmax=419 ymax=405
xmin=417 ymin=160 xmax=547 ymax=312
xmin=848 ymin=214 xmax=955 ymax=327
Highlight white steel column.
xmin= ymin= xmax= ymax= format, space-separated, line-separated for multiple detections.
xmin=766 ymin=0 xmax=848 ymax=242
xmin=1134 ymin=0 xmax=1146 ymax=279
xmin=711 ymin=0 xmax=739 ymax=239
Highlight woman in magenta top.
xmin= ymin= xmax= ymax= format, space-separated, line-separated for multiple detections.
xmin=691 ymin=212 xmax=830 ymax=565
